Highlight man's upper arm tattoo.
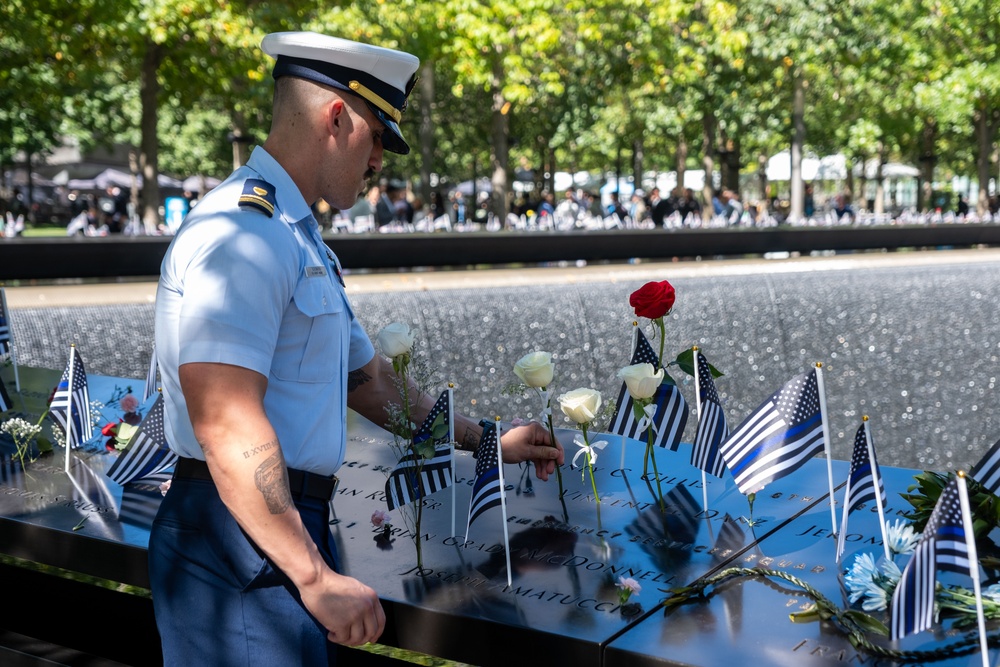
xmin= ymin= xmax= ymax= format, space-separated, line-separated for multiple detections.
xmin=255 ymin=451 xmax=292 ymax=514
xmin=347 ymin=368 xmax=372 ymax=393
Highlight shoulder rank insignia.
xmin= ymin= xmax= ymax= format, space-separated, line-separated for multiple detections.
xmin=239 ymin=178 xmax=276 ymax=217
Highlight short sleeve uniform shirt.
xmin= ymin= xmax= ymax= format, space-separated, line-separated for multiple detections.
xmin=155 ymin=147 xmax=374 ymax=475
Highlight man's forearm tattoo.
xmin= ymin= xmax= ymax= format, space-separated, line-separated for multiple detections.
xmin=347 ymin=368 xmax=372 ymax=392
xmin=255 ymin=452 xmax=292 ymax=514
xmin=242 ymin=438 xmax=277 ymax=460
xmin=460 ymin=426 xmax=479 ymax=452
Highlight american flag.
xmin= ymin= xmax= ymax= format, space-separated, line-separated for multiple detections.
xmin=836 ymin=420 xmax=886 ymax=560
xmin=0 ymin=287 xmax=11 ymax=358
xmin=49 ymin=347 xmax=93 ymax=449
xmin=466 ymin=422 xmax=503 ymax=529
xmin=969 ymin=437 xmax=1000 ymax=496
xmin=719 ymin=368 xmax=824 ymax=495
xmin=891 ymin=475 xmax=973 ymax=640
xmin=608 ymin=329 xmax=688 ymax=450
xmin=143 ymin=346 xmax=158 ymax=401
xmin=106 ymin=394 xmax=177 ymax=485
xmin=691 ymin=350 xmax=728 ymax=478
xmin=385 ymin=390 xmax=454 ymax=511
xmin=0 ymin=375 xmax=12 ymax=413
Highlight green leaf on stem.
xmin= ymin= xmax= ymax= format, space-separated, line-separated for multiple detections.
xmin=843 ymin=610 xmax=889 ymax=636
xmin=673 ymin=348 xmax=725 ymax=379
xmin=414 ymin=439 xmax=436 ymax=459
xmin=789 ymin=604 xmax=821 ymax=623
xmin=429 ymin=412 xmax=448 ymax=440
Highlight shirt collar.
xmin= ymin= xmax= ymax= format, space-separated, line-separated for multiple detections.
xmin=246 ymin=146 xmax=315 ymax=225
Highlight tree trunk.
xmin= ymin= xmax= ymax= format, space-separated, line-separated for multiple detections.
xmin=726 ymin=136 xmax=741 ymax=193
xmin=917 ymin=120 xmax=936 ymax=212
xmin=789 ymin=71 xmax=805 ymax=223
xmin=845 ymin=157 xmax=855 ymax=206
xmin=676 ymin=134 xmax=688 ymax=195
xmin=417 ymin=60 xmax=435 ymax=206
xmin=546 ymin=145 xmax=556 ymax=194
xmin=488 ymin=54 xmax=509 ymax=224
xmin=632 ymin=138 xmax=643 ymax=190
xmin=129 ymin=149 xmax=141 ymax=230
xmin=757 ymin=152 xmax=768 ymax=216
xmin=873 ymin=143 xmax=886 ymax=216
xmin=139 ymin=39 xmax=163 ymax=231
xmin=701 ymin=112 xmax=715 ymax=222
xmin=230 ymin=108 xmax=249 ymax=171
xmin=974 ymin=106 xmax=994 ymax=217
xmin=25 ymin=153 xmax=34 ymax=223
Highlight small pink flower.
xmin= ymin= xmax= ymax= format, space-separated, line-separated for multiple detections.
xmin=159 ymin=479 xmax=172 ymax=496
xmin=616 ymin=576 xmax=641 ymax=604
xmin=371 ymin=509 xmax=391 ymax=529
xmin=511 ymin=417 xmax=528 ymax=427
xmin=120 ymin=394 xmax=139 ymax=413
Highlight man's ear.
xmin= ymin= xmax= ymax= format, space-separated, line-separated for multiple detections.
xmin=326 ymin=98 xmax=347 ymax=138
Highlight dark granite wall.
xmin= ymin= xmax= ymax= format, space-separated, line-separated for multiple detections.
xmin=8 ymin=258 xmax=1000 ymax=471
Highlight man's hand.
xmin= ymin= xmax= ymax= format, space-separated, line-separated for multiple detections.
xmin=300 ymin=570 xmax=385 ymax=646
xmin=500 ymin=421 xmax=564 ymax=481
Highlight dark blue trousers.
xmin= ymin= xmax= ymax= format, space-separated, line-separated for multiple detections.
xmin=149 ymin=476 xmax=338 ymax=666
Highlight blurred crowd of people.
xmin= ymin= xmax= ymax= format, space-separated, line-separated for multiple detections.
xmin=314 ymin=178 xmax=1000 ymax=235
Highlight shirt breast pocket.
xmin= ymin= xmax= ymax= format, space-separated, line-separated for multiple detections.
xmin=272 ymin=278 xmax=346 ymax=383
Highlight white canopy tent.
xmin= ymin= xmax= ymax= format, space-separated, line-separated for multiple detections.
xmin=855 ymin=160 xmax=920 ymax=179
xmin=66 ymin=168 xmax=183 ymax=191
xmin=646 ymin=170 xmax=708 ymax=193
xmin=765 ymin=152 xmax=848 ymax=182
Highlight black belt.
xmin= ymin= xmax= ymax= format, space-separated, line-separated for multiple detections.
xmin=174 ymin=457 xmax=339 ymax=502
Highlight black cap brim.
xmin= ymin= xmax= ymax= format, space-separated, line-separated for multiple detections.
xmin=367 ymin=103 xmax=409 ymax=155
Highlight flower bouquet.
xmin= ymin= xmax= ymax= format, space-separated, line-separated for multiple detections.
xmin=377 ymin=322 xmax=452 ymax=568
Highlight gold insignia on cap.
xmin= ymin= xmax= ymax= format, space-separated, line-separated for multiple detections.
xmin=349 ymin=80 xmax=402 ymax=123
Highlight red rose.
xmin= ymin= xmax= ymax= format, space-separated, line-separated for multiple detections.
xmin=629 ymin=281 xmax=675 ymax=319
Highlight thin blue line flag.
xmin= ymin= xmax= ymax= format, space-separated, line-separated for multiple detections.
xmin=691 ymin=350 xmax=728 ymax=478
xmin=107 ymin=393 xmax=177 ymax=485
xmin=719 ymin=368 xmax=824 ymax=494
xmin=467 ymin=421 xmax=502 ymax=529
xmin=49 ymin=348 xmax=93 ymax=449
xmin=891 ymin=475 xmax=972 ymax=640
xmin=385 ymin=390 xmax=454 ymax=511
xmin=609 ymin=329 xmax=687 ymax=450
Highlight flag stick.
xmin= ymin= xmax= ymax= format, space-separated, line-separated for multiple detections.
xmin=814 ymin=363 xmax=837 ymax=536
xmin=0 ymin=289 xmax=19 ymax=392
xmin=956 ymin=472 xmax=989 ymax=667
xmin=496 ymin=417 xmax=513 ymax=588
xmin=620 ymin=322 xmax=639 ymax=470
xmin=864 ymin=417 xmax=891 ymax=561
xmin=692 ymin=347 xmax=709 ymax=513
xmin=64 ymin=345 xmax=78 ymax=473
xmin=448 ymin=384 xmax=456 ymax=538
xmin=836 ymin=465 xmax=852 ymax=563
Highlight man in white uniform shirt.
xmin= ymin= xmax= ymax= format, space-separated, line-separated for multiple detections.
xmin=151 ymin=31 xmax=563 ymax=666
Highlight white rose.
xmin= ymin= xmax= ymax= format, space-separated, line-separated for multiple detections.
xmin=617 ymin=363 xmax=664 ymax=400
xmin=557 ymin=387 xmax=603 ymax=425
xmin=513 ymin=351 xmax=555 ymax=388
xmin=377 ymin=322 xmax=415 ymax=358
